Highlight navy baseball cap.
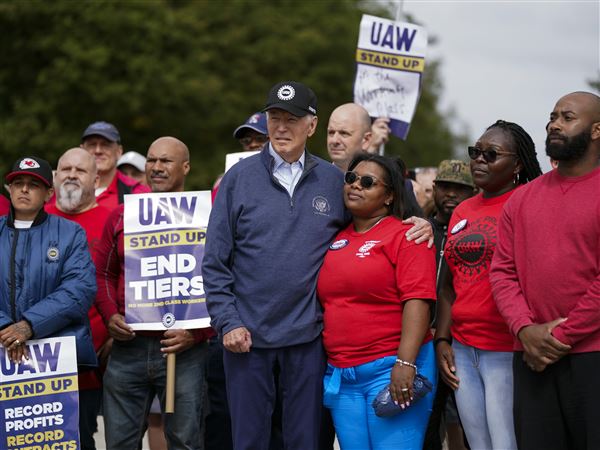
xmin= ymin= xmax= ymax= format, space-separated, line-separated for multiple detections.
xmin=263 ymin=81 xmax=317 ymax=117
xmin=81 ymin=121 xmax=121 ymax=143
xmin=233 ymin=112 xmax=268 ymax=139
xmin=6 ymin=156 xmax=53 ymax=187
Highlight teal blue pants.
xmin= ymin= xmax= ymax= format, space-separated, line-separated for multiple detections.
xmin=323 ymin=342 xmax=437 ymax=450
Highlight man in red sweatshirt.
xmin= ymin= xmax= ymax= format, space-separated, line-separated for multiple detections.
xmin=490 ymin=91 xmax=600 ymax=450
xmin=95 ymin=136 xmax=213 ymax=449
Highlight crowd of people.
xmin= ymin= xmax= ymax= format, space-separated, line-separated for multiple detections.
xmin=0 ymin=83 xmax=598 ymax=450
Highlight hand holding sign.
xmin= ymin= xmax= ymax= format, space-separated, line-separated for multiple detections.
xmin=0 ymin=320 xmax=32 ymax=363
xmin=160 ymin=329 xmax=194 ymax=354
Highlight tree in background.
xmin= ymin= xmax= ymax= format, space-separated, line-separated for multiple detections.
xmin=588 ymin=72 xmax=600 ymax=93
xmin=0 ymin=0 xmax=461 ymax=189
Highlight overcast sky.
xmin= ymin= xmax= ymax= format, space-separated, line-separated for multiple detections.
xmin=393 ymin=0 xmax=599 ymax=172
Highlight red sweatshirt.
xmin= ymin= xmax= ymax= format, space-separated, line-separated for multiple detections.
xmin=45 ymin=203 xmax=111 ymax=390
xmin=0 ymin=195 xmax=9 ymax=216
xmin=490 ymin=167 xmax=600 ymax=353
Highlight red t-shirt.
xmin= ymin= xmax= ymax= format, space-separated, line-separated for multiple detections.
xmin=45 ymin=203 xmax=112 ymax=390
xmin=95 ymin=171 xmax=151 ymax=210
xmin=445 ymin=190 xmax=515 ymax=351
xmin=0 ymin=195 xmax=9 ymax=215
xmin=317 ymin=216 xmax=437 ymax=368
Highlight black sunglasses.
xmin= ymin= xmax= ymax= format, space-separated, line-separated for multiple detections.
xmin=468 ymin=146 xmax=516 ymax=163
xmin=239 ymin=135 xmax=269 ymax=146
xmin=344 ymin=171 xmax=387 ymax=189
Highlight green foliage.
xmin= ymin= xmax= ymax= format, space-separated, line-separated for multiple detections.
xmin=588 ymin=72 xmax=600 ymax=93
xmin=0 ymin=0 xmax=462 ymax=189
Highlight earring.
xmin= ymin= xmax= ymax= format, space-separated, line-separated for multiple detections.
xmin=514 ymin=172 xmax=520 ymax=185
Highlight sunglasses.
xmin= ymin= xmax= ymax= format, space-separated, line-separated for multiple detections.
xmin=468 ymin=146 xmax=516 ymax=163
xmin=239 ymin=135 xmax=269 ymax=146
xmin=344 ymin=171 xmax=387 ymax=189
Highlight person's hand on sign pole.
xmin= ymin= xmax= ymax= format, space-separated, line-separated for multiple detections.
xmin=161 ymin=329 xmax=194 ymax=354
xmin=367 ymin=117 xmax=391 ymax=154
xmin=223 ymin=326 xmax=252 ymax=353
xmin=107 ymin=314 xmax=135 ymax=341
xmin=0 ymin=320 xmax=32 ymax=363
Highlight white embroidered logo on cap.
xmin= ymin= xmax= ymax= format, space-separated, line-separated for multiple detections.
xmin=277 ymin=85 xmax=295 ymax=101
xmin=19 ymin=158 xmax=40 ymax=170
xmin=248 ymin=114 xmax=260 ymax=124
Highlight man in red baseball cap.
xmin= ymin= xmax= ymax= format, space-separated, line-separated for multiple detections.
xmin=0 ymin=155 xmax=97 ymax=378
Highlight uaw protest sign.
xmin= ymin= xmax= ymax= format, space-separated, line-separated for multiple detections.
xmin=354 ymin=14 xmax=428 ymax=140
xmin=0 ymin=337 xmax=79 ymax=450
xmin=124 ymin=191 xmax=212 ymax=331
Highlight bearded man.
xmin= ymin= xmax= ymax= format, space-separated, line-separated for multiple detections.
xmin=45 ymin=147 xmax=112 ymax=450
xmin=490 ymin=91 xmax=600 ymax=450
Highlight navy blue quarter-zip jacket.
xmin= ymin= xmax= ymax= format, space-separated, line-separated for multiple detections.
xmin=202 ymin=146 xmax=347 ymax=348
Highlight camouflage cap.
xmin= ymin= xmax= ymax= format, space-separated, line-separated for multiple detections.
xmin=434 ymin=160 xmax=474 ymax=188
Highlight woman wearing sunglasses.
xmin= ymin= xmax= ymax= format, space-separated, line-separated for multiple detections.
xmin=434 ymin=120 xmax=542 ymax=449
xmin=317 ymin=153 xmax=438 ymax=449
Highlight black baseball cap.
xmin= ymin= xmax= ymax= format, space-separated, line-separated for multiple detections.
xmin=6 ymin=156 xmax=53 ymax=187
xmin=263 ymin=81 xmax=317 ymax=117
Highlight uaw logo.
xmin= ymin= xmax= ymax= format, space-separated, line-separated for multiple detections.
xmin=277 ymin=85 xmax=295 ymax=101
xmin=356 ymin=240 xmax=380 ymax=258
xmin=20 ymin=158 xmax=40 ymax=170
xmin=312 ymin=196 xmax=330 ymax=216
xmin=46 ymin=246 xmax=60 ymax=262
xmin=162 ymin=312 xmax=176 ymax=328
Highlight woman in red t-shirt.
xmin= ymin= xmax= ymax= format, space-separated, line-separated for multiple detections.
xmin=318 ymin=154 xmax=437 ymax=449
xmin=434 ymin=120 xmax=542 ymax=449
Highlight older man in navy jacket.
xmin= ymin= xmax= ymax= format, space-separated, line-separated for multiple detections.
xmin=203 ymin=82 xmax=346 ymax=450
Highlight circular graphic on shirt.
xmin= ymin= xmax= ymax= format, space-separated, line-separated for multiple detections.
xmin=330 ymin=239 xmax=349 ymax=250
xmin=312 ymin=196 xmax=330 ymax=215
xmin=47 ymin=247 xmax=60 ymax=261
xmin=446 ymin=216 xmax=496 ymax=277
xmin=162 ymin=313 xmax=176 ymax=328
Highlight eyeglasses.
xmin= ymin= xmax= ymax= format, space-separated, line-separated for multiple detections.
xmin=239 ymin=135 xmax=269 ymax=147
xmin=344 ymin=171 xmax=387 ymax=189
xmin=467 ymin=146 xmax=516 ymax=163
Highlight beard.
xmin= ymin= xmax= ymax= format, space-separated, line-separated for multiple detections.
xmin=545 ymin=129 xmax=591 ymax=162
xmin=57 ymin=182 xmax=85 ymax=212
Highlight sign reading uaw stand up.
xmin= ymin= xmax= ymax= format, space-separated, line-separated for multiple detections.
xmin=354 ymin=14 xmax=428 ymax=140
xmin=124 ymin=191 xmax=212 ymax=330
xmin=0 ymin=337 xmax=79 ymax=450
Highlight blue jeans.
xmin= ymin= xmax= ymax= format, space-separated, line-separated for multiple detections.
xmin=452 ymin=340 xmax=517 ymax=450
xmin=103 ymin=335 xmax=207 ymax=450
xmin=323 ymin=342 xmax=437 ymax=450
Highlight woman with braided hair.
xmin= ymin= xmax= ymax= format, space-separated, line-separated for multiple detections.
xmin=434 ymin=120 xmax=542 ymax=449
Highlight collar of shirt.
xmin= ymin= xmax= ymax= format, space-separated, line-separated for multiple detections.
xmin=268 ymin=143 xmax=305 ymax=196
